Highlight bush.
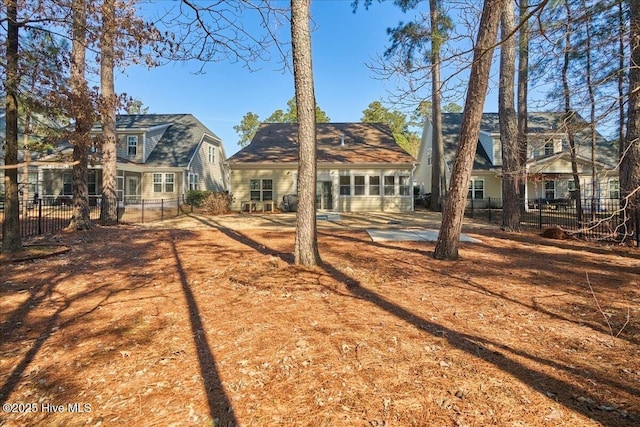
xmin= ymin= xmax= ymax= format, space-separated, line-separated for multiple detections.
xmin=186 ymin=190 xmax=211 ymax=208
xmin=201 ymin=192 xmax=232 ymax=215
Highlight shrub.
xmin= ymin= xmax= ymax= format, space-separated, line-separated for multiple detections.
xmin=186 ymin=190 xmax=211 ymax=208
xmin=201 ymin=192 xmax=232 ymax=215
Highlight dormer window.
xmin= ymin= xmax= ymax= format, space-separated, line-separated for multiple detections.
xmin=127 ymin=135 xmax=138 ymax=156
xmin=544 ymin=142 xmax=554 ymax=155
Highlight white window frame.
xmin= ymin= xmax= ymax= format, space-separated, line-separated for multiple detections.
xmin=369 ymin=175 xmax=380 ymax=196
xmin=544 ymin=141 xmax=554 ymax=155
xmin=208 ymin=146 xmax=215 ymax=164
xmin=249 ymin=178 xmax=273 ymax=201
xmin=339 ymin=175 xmax=351 ymax=196
xmin=467 ymin=178 xmax=484 ymax=200
xmin=153 ymin=172 xmax=175 ymax=193
xmin=544 ymin=179 xmax=555 ymax=200
xmin=609 ymin=179 xmax=619 ymax=199
xmin=383 ymin=175 xmax=396 ymax=196
xmin=127 ymin=135 xmax=138 ymax=156
xmin=399 ymin=175 xmax=411 ymax=196
xmin=189 ymin=173 xmax=199 ymax=191
xmin=353 ymin=175 xmax=365 ymax=196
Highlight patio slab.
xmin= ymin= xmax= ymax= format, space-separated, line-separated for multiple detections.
xmin=366 ymin=228 xmax=482 ymax=243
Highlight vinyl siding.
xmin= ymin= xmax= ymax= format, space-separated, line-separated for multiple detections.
xmin=189 ymin=140 xmax=228 ymax=192
xmin=116 ymin=132 xmax=145 ymax=163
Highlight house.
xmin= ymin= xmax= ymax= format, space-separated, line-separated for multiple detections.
xmin=415 ymin=112 xmax=619 ymax=207
xmin=36 ymin=114 xmax=228 ymax=204
xmin=227 ymin=122 xmax=416 ymax=212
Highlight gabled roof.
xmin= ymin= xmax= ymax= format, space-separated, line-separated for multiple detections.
xmin=109 ymin=114 xmax=222 ymax=168
xmin=439 ymin=112 xmax=618 ymax=170
xmin=228 ymin=122 xmax=414 ymax=165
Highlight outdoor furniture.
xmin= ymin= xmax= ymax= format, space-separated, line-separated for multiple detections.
xmin=241 ymin=200 xmax=275 ymax=213
xmin=241 ymin=200 xmax=257 ymax=213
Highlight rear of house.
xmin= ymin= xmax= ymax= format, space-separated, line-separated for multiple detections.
xmin=228 ymin=122 xmax=416 ymax=212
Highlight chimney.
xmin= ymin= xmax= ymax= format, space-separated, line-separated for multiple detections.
xmin=340 ymin=134 xmax=345 ymax=146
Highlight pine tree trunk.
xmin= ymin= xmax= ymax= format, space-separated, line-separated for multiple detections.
xmin=500 ymin=1 xmax=520 ymax=232
xmin=430 ymin=0 xmax=446 ymax=212
xmin=68 ymin=0 xmax=93 ymax=231
xmin=100 ymin=0 xmax=118 ymax=225
xmin=517 ymin=0 xmax=529 ymax=201
xmin=621 ymin=0 xmax=640 ymax=237
xmin=434 ymin=0 xmax=505 ymax=260
xmin=292 ymin=0 xmax=320 ymax=266
xmin=2 ymin=0 xmax=22 ymax=252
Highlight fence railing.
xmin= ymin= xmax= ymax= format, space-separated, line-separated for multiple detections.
xmin=463 ymin=197 xmax=639 ymax=245
xmin=0 ymin=196 xmax=183 ymax=241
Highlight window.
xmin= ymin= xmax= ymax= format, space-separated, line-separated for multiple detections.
xmin=369 ymin=176 xmax=380 ymax=195
xmin=399 ymin=176 xmax=411 ymax=196
xmin=153 ymin=173 xmax=175 ymax=193
xmin=467 ymin=179 xmax=484 ymax=200
xmin=544 ymin=142 xmax=554 ymax=155
xmin=189 ymin=173 xmax=199 ymax=191
xmin=208 ymin=146 xmax=215 ymax=163
xmin=63 ymin=173 xmax=72 ymax=195
xmin=609 ymin=180 xmax=619 ymax=199
xmin=339 ymin=176 xmax=351 ymax=196
xmin=354 ymin=176 xmax=365 ymax=196
xmin=544 ymin=180 xmax=555 ymax=200
xmin=127 ymin=135 xmax=138 ymax=156
xmin=88 ymin=170 xmax=97 ymax=195
xmin=250 ymin=179 xmax=272 ymax=201
xmin=384 ymin=176 xmax=395 ymax=196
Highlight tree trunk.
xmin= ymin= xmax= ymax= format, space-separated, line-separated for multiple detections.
xmin=434 ymin=0 xmax=505 ymax=260
xmin=621 ymin=0 xmax=640 ymax=237
xmin=100 ymin=0 xmax=118 ymax=225
xmin=562 ymin=0 xmax=583 ymax=226
xmin=500 ymin=0 xmax=520 ymax=232
xmin=2 ymin=0 xmax=22 ymax=252
xmin=68 ymin=0 xmax=93 ymax=231
xmin=292 ymin=0 xmax=320 ymax=266
xmin=429 ymin=0 xmax=446 ymax=212
xmin=517 ymin=0 xmax=529 ymax=213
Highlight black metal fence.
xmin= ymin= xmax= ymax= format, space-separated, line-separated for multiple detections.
xmin=464 ymin=197 xmax=640 ymax=245
xmin=0 ymin=196 xmax=183 ymax=241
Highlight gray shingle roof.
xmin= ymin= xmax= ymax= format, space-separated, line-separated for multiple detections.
xmin=114 ymin=114 xmax=220 ymax=168
xmin=228 ymin=122 xmax=414 ymax=165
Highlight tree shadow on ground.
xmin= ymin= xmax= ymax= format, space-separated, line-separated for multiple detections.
xmin=169 ymin=230 xmax=238 ymax=426
xmin=196 ymin=220 xmax=638 ymax=427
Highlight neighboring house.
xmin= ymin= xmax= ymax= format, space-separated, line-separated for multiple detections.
xmin=227 ymin=122 xmax=416 ymax=212
xmin=415 ymin=112 xmax=619 ymax=207
xmin=37 ymin=114 xmax=228 ymax=204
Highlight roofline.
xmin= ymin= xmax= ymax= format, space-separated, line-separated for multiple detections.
xmin=187 ymin=132 xmax=223 ymax=169
xmin=228 ymin=162 xmax=414 ymax=169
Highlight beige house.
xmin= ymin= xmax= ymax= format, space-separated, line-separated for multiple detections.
xmin=38 ymin=114 xmax=228 ymax=204
xmin=227 ymin=122 xmax=416 ymax=212
xmin=415 ymin=112 xmax=619 ymax=208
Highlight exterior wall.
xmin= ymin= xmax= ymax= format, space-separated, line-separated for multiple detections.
xmin=116 ymin=131 xmax=145 ymax=163
xmin=189 ymin=139 xmax=228 ymax=192
xmin=140 ymin=170 xmax=184 ymax=200
xmin=229 ymin=165 xmax=414 ymax=212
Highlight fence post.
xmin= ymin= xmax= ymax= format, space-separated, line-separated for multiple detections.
xmin=538 ymin=200 xmax=542 ymax=229
xmin=161 ymin=199 xmax=164 ymax=221
xmin=38 ymin=199 xmax=43 ymax=235
xmin=141 ymin=198 xmax=145 ymax=223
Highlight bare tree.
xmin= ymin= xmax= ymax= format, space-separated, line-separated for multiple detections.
xmin=291 ymin=0 xmax=320 ymax=266
xmin=433 ymin=0 xmax=506 ymax=260
xmin=517 ymin=0 xmax=529 ymax=211
xmin=500 ymin=0 xmax=520 ymax=231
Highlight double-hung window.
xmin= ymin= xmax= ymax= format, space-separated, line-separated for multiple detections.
xmin=399 ymin=176 xmax=411 ymax=196
xmin=127 ymin=135 xmax=138 ymax=156
xmin=189 ymin=173 xmax=199 ymax=191
xmin=339 ymin=176 xmax=351 ymax=196
xmin=384 ymin=176 xmax=395 ymax=196
xmin=609 ymin=180 xmax=619 ymax=199
xmin=544 ymin=180 xmax=555 ymax=200
xmin=250 ymin=179 xmax=273 ymax=201
xmin=354 ymin=176 xmax=365 ymax=196
xmin=468 ymin=179 xmax=484 ymax=200
xmin=369 ymin=176 xmax=380 ymax=195
xmin=153 ymin=173 xmax=175 ymax=193
xmin=63 ymin=173 xmax=73 ymax=195
xmin=208 ymin=146 xmax=215 ymax=163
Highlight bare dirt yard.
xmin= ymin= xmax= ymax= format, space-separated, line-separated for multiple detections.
xmin=1 ymin=212 xmax=639 ymax=427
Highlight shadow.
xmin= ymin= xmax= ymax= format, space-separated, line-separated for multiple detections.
xmin=319 ymin=262 xmax=639 ymax=426
xmin=169 ymin=231 xmax=238 ymax=426
xmin=175 ymin=216 xmax=638 ymax=425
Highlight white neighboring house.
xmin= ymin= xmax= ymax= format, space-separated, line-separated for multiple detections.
xmin=415 ymin=112 xmax=619 ymax=208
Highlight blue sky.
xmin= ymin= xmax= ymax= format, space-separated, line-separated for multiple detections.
xmin=114 ymin=1 xmax=499 ymax=157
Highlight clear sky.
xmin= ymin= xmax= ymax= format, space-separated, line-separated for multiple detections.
xmin=114 ymin=0 xmax=499 ymax=157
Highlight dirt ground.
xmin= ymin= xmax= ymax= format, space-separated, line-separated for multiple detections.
xmin=0 ymin=211 xmax=639 ymax=427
